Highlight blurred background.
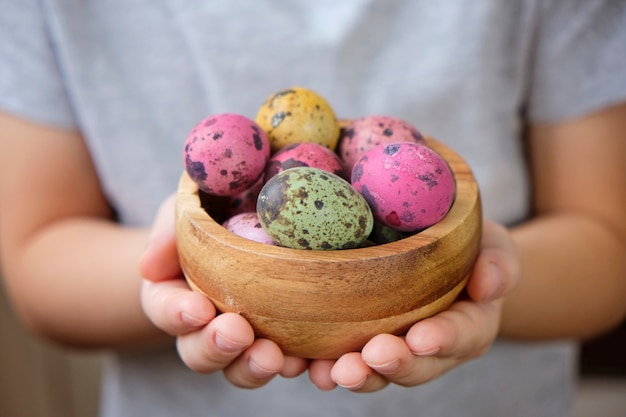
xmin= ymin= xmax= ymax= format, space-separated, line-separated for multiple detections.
xmin=1 ymin=283 xmax=101 ymax=417
xmin=1 ymin=276 xmax=625 ymax=417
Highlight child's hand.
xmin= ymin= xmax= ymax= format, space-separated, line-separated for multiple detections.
xmin=308 ymin=220 xmax=521 ymax=392
xmin=138 ymin=195 xmax=308 ymax=388
xmin=139 ymin=195 xmax=519 ymax=392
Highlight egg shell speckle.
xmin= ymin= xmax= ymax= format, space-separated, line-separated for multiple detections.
xmin=226 ymin=174 xmax=265 ymax=217
xmin=255 ymin=87 xmax=340 ymax=152
xmin=183 ymin=113 xmax=270 ymax=196
xmin=265 ymin=142 xmax=345 ymax=181
xmin=222 ymin=212 xmax=275 ymax=245
xmin=257 ymin=167 xmax=374 ymax=250
xmin=338 ymin=115 xmax=425 ymax=174
xmin=351 ymin=142 xmax=455 ymax=232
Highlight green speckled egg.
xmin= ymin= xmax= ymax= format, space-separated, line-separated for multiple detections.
xmin=257 ymin=167 xmax=374 ymax=250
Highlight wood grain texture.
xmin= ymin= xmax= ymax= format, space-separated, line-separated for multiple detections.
xmin=176 ymin=137 xmax=482 ymax=359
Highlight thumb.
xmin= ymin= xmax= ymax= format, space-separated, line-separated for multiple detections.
xmin=466 ymin=220 xmax=521 ymax=302
xmin=138 ymin=193 xmax=181 ymax=282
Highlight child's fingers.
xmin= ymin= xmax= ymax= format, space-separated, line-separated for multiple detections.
xmin=379 ymin=300 xmax=499 ymax=386
xmin=404 ymin=300 xmax=500 ymax=360
xmin=140 ymin=279 xmax=216 ymax=336
xmin=329 ymin=352 xmax=389 ymax=392
xmin=280 ymin=356 xmax=309 ymax=378
xmin=361 ymin=333 xmax=438 ymax=386
xmin=177 ymin=312 xmax=255 ymax=374
xmin=344 ymin=299 xmax=501 ymax=389
xmin=316 ymin=299 xmax=500 ymax=392
xmin=308 ymin=359 xmax=337 ymax=391
xmin=223 ymin=338 xmax=285 ymax=388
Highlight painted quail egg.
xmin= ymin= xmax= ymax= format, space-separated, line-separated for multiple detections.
xmin=257 ymin=167 xmax=373 ymax=250
xmin=183 ymin=113 xmax=270 ymax=196
xmin=351 ymin=142 xmax=455 ymax=232
xmin=265 ymin=142 xmax=345 ymax=181
xmin=255 ymin=87 xmax=340 ymax=152
xmin=338 ymin=115 xmax=425 ymax=173
xmin=222 ymin=212 xmax=275 ymax=245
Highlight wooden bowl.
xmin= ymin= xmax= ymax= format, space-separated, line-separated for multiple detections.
xmin=175 ymin=137 xmax=482 ymax=359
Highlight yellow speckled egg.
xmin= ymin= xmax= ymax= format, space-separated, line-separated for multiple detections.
xmin=255 ymin=87 xmax=341 ymax=153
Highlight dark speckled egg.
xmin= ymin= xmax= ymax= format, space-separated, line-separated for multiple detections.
xmin=368 ymin=221 xmax=414 ymax=244
xmin=183 ymin=113 xmax=270 ymax=196
xmin=257 ymin=167 xmax=373 ymax=250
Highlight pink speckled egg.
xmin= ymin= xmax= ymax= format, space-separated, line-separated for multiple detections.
xmin=265 ymin=142 xmax=345 ymax=181
xmin=183 ymin=113 xmax=270 ymax=196
xmin=338 ymin=115 xmax=425 ymax=174
xmin=351 ymin=142 xmax=455 ymax=232
xmin=222 ymin=212 xmax=275 ymax=245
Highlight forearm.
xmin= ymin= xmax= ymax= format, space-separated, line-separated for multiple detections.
xmin=2 ymin=217 xmax=169 ymax=350
xmin=500 ymin=212 xmax=626 ymax=340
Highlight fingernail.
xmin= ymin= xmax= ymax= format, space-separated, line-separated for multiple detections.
xmin=411 ymin=346 xmax=440 ymax=356
xmin=485 ymin=262 xmax=503 ymax=301
xmin=249 ymin=359 xmax=277 ymax=379
xmin=337 ymin=376 xmax=367 ymax=390
xmin=181 ymin=312 xmax=205 ymax=328
xmin=366 ymin=359 xmax=400 ymax=375
xmin=215 ymin=332 xmax=247 ymax=353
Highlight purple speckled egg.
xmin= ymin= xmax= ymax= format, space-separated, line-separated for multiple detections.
xmin=338 ymin=115 xmax=424 ymax=174
xmin=183 ymin=113 xmax=270 ymax=196
xmin=351 ymin=142 xmax=455 ymax=232
xmin=222 ymin=212 xmax=275 ymax=245
xmin=265 ymin=142 xmax=345 ymax=181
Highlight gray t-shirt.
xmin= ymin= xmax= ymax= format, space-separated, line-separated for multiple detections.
xmin=2 ymin=1 xmax=625 ymax=416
